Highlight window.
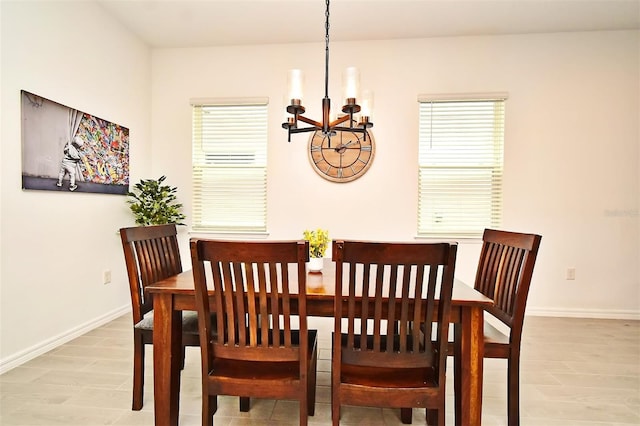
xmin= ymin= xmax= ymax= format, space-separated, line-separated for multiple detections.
xmin=191 ymin=98 xmax=268 ymax=233
xmin=418 ymin=95 xmax=505 ymax=238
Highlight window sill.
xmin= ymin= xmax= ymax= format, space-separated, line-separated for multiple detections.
xmin=189 ymin=230 xmax=270 ymax=240
xmin=414 ymin=235 xmax=482 ymax=244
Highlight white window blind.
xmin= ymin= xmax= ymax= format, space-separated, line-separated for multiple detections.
xmin=192 ymin=99 xmax=268 ymax=233
xmin=418 ymin=96 xmax=505 ymax=238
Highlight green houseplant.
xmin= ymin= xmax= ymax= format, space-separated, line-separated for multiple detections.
xmin=127 ymin=176 xmax=186 ymax=225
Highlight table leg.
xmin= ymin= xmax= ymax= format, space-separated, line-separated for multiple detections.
xmin=454 ymin=306 xmax=484 ymax=426
xmin=153 ymin=293 xmax=182 ymax=426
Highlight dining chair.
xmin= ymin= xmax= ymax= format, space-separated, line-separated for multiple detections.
xmin=331 ymin=240 xmax=458 ymax=426
xmin=452 ymin=229 xmax=542 ymax=426
xmin=119 ymin=224 xmax=200 ymax=410
xmin=190 ymin=239 xmax=318 ymax=426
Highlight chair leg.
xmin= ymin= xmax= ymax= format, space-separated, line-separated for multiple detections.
xmin=452 ymin=322 xmax=462 ymax=426
xmin=507 ymin=355 xmax=520 ymax=426
xmin=202 ymin=393 xmax=216 ymax=426
xmin=331 ymin=389 xmax=340 ymax=426
xmin=426 ymin=408 xmax=443 ymax=426
xmin=299 ymin=386 xmax=308 ymax=426
xmin=180 ymin=344 xmax=186 ymax=370
xmin=132 ymin=334 xmax=144 ymax=411
xmin=332 ymin=404 xmax=340 ymax=426
xmin=331 ymin=335 xmax=340 ymax=426
xmin=400 ymin=408 xmax=412 ymax=423
xmin=308 ymin=347 xmax=318 ymax=416
xmin=239 ymin=397 xmax=250 ymax=412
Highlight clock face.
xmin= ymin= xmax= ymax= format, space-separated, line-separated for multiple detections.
xmin=308 ymin=128 xmax=375 ymax=183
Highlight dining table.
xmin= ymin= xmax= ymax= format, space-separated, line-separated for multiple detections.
xmin=146 ymin=258 xmax=492 ymax=426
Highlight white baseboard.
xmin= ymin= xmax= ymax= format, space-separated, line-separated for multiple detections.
xmin=527 ymin=307 xmax=640 ymax=320
xmin=0 ymin=305 xmax=130 ymax=375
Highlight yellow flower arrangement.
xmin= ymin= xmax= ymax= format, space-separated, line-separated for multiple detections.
xmin=303 ymin=228 xmax=330 ymax=258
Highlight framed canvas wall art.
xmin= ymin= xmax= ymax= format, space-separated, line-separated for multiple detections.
xmin=21 ymin=90 xmax=129 ymax=194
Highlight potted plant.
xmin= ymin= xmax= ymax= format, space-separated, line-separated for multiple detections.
xmin=303 ymin=228 xmax=329 ymax=272
xmin=126 ymin=175 xmax=186 ymax=225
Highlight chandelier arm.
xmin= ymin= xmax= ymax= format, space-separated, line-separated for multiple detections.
xmin=289 ymin=127 xmax=320 ymax=135
xmin=332 ymin=126 xmax=368 ymax=134
xmin=298 ymin=115 xmax=323 ymax=128
xmin=329 ymin=115 xmax=351 ymax=128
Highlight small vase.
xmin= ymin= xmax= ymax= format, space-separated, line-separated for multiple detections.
xmin=307 ymin=257 xmax=324 ymax=273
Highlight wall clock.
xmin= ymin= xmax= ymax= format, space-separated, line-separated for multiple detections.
xmin=308 ymin=127 xmax=375 ymax=183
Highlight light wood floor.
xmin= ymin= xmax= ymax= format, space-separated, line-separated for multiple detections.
xmin=1 ymin=315 xmax=638 ymax=425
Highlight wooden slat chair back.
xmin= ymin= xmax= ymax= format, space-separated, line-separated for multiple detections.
xmin=191 ymin=239 xmax=318 ymax=426
xmin=453 ymin=229 xmax=542 ymax=426
xmin=331 ymin=240 xmax=458 ymax=426
xmin=121 ymin=224 xmax=183 ymax=323
xmin=119 ymin=224 xmax=199 ymax=410
xmin=475 ymin=229 xmax=542 ymax=335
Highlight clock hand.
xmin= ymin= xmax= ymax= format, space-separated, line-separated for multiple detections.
xmin=343 ymin=134 xmax=364 ymax=148
xmin=334 ymin=140 xmax=357 ymax=153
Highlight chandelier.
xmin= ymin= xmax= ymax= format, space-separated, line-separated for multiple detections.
xmin=282 ymin=0 xmax=373 ymax=143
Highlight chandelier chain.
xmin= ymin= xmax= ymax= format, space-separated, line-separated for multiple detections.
xmin=324 ymin=0 xmax=330 ymax=98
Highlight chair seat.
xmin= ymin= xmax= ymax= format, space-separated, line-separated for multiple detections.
xmin=212 ymin=329 xmax=318 ymax=377
xmin=207 ymin=328 xmax=318 ymax=412
xmin=483 ymin=320 xmax=512 ymax=359
xmin=212 ymin=359 xmax=303 ymax=382
xmin=134 ymin=310 xmax=200 ymax=334
xmin=483 ymin=320 xmax=509 ymax=345
xmin=340 ymin=364 xmax=437 ymax=388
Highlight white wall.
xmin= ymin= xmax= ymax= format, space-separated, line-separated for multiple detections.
xmin=151 ymin=31 xmax=639 ymax=318
xmin=0 ymin=1 xmax=152 ymax=371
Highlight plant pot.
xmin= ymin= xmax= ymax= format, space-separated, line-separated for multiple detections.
xmin=307 ymin=257 xmax=324 ymax=273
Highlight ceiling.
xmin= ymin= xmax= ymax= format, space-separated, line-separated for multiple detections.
xmin=96 ymin=0 xmax=640 ymax=49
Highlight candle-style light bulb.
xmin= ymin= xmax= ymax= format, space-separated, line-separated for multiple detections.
xmin=360 ymin=90 xmax=373 ymax=119
xmin=287 ymin=69 xmax=304 ymax=104
xmin=342 ymin=67 xmax=360 ymax=105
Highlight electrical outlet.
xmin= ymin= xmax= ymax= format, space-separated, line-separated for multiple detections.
xmin=565 ymin=267 xmax=576 ymax=280
xmin=103 ymin=270 xmax=112 ymax=285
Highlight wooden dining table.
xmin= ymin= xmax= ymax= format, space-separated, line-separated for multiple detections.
xmin=146 ymin=258 xmax=492 ymax=426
